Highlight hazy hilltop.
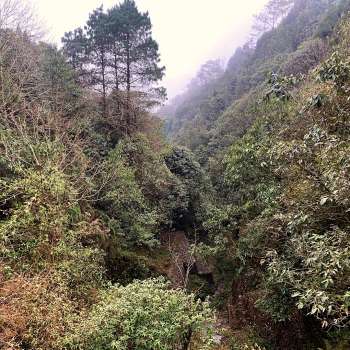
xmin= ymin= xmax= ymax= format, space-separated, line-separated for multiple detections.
xmin=1 ymin=1 xmax=350 ymax=349
xmin=161 ymin=0 xmax=347 ymax=161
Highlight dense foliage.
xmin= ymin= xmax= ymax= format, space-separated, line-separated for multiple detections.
xmin=1 ymin=0 xmax=350 ymax=349
xmin=0 ymin=2 xmax=214 ymax=350
xmin=66 ymin=278 xmax=214 ymax=350
xmin=161 ymin=0 xmax=350 ymax=349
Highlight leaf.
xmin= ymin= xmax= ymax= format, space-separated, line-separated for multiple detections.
xmin=320 ymin=197 xmax=328 ymax=206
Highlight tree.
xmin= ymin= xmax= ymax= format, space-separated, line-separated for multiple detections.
xmin=251 ymin=0 xmax=294 ymax=42
xmin=38 ymin=43 xmax=81 ymax=114
xmin=116 ymin=0 xmax=165 ymax=95
xmin=62 ymin=1 xmax=165 ymax=126
xmin=106 ymin=5 xmax=124 ymax=92
xmin=85 ymin=6 xmax=111 ymax=114
xmin=188 ymin=59 xmax=224 ymax=90
xmin=61 ymin=28 xmax=89 ymax=84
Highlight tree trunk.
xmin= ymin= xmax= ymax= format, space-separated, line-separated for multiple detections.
xmin=113 ymin=44 xmax=119 ymax=91
xmin=182 ymin=329 xmax=192 ymax=350
xmin=126 ymin=33 xmax=131 ymax=94
xmin=101 ymin=48 xmax=107 ymax=116
xmin=126 ymin=33 xmax=132 ymax=134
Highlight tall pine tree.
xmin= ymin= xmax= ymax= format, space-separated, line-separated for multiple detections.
xmin=116 ymin=0 xmax=164 ymax=94
xmin=106 ymin=5 xmax=124 ymax=92
xmin=62 ymin=0 xmax=165 ymax=124
xmin=85 ymin=6 xmax=111 ymax=114
xmin=62 ymin=28 xmax=88 ymax=82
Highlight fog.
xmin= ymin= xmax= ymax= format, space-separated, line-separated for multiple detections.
xmin=33 ymin=0 xmax=268 ymax=98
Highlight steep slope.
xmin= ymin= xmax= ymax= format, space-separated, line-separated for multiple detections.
xmin=1 ymin=1 xmax=350 ymax=349
xmin=163 ymin=0 xmax=348 ymax=164
xmin=0 ymin=3 xmax=215 ymax=349
xmin=161 ymin=0 xmax=350 ymax=349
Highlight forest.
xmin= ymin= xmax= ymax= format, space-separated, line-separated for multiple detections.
xmin=0 ymin=0 xmax=349 ymax=349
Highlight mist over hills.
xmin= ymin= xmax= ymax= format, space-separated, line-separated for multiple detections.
xmin=1 ymin=0 xmax=350 ymax=349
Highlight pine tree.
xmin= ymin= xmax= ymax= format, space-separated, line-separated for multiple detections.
xmin=251 ymin=0 xmax=294 ymax=41
xmin=106 ymin=5 xmax=124 ymax=92
xmin=61 ymin=1 xmax=165 ymax=125
xmin=39 ymin=43 xmax=81 ymax=114
xmin=85 ymin=6 xmax=111 ymax=114
xmin=116 ymin=0 xmax=165 ymax=95
xmin=62 ymin=28 xmax=88 ymax=84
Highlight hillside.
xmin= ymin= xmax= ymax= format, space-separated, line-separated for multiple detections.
xmin=161 ymin=0 xmax=350 ymax=348
xmin=162 ymin=0 xmax=349 ymax=164
xmin=0 ymin=0 xmax=350 ymax=349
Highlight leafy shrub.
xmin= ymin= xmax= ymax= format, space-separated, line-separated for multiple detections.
xmin=264 ymin=73 xmax=299 ymax=101
xmin=0 ymin=270 xmax=79 ymax=350
xmin=164 ymin=146 xmax=210 ymax=230
xmin=97 ymin=143 xmax=158 ymax=247
xmin=265 ymin=227 xmax=350 ymax=327
xmin=0 ymin=166 xmax=73 ymax=265
xmin=66 ymin=278 xmax=215 ymax=350
xmin=316 ymin=51 xmax=350 ymax=93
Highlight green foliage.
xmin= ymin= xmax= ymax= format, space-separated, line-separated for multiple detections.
xmin=114 ymin=133 xmax=179 ymax=226
xmin=111 ymin=0 xmax=165 ymax=91
xmin=164 ymin=146 xmax=212 ymax=230
xmin=97 ymin=142 xmax=158 ymax=247
xmin=221 ymin=43 xmax=349 ymax=336
xmin=224 ymin=121 xmax=280 ymax=220
xmin=62 ymin=0 xmax=165 ymax=109
xmin=165 ymin=147 xmax=203 ymax=181
xmin=196 ymin=13 xmax=350 ymax=346
xmin=316 ymin=50 xmax=350 ymax=93
xmin=96 ymin=135 xmax=209 ymax=243
xmin=0 ymin=23 xmax=174 ymax=349
xmin=0 ymin=160 xmax=106 ymax=296
xmin=264 ymin=73 xmax=299 ymax=101
xmin=2 ymin=1 xmax=350 ymax=349
xmin=66 ymin=278 xmax=215 ymax=350
xmin=105 ymin=248 xmax=153 ymax=284
xmin=39 ymin=43 xmax=82 ymax=112
xmin=266 ymin=228 xmax=350 ymax=327
xmin=0 ymin=166 xmax=72 ymax=263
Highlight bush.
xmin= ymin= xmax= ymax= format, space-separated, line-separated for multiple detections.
xmin=96 ymin=143 xmax=158 ymax=247
xmin=66 ymin=278 xmax=215 ymax=350
xmin=265 ymin=227 xmax=350 ymax=327
xmin=0 ymin=270 xmax=79 ymax=350
xmin=316 ymin=51 xmax=350 ymax=93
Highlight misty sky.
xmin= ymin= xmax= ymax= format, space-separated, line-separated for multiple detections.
xmin=33 ymin=0 xmax=267 ymax=98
